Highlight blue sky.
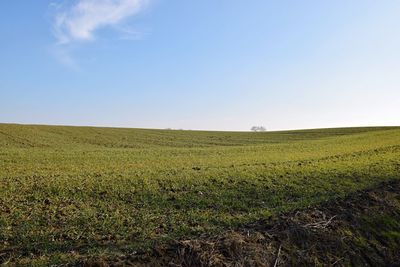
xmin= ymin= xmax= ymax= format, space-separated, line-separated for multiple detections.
xmin=1 ymin=0 xmax=399 ymax=131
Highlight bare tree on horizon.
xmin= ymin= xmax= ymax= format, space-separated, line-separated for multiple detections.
xmin=251 ymin=126 xmax=267 ymax=132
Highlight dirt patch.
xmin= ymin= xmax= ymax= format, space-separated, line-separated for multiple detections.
xmin=76 ymin=180 xmax=400 ymax=266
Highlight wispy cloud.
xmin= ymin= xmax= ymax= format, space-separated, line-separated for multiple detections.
xmin=50 ymin=46 xmax=81 ymax=71
xmin=53 ymin=0 xmax=148 ymax=44
xmin=49 ymin=0 xmax=148 ymax=69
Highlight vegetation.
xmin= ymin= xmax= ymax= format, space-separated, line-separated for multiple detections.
xmin=0 ymin=124 xmax=400 ymax=266
xmin=139 ymin=180 xmax=400 ymax=266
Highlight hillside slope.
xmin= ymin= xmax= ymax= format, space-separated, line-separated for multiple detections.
xmin=0 ymin=123 xmax=398 ymax=148
xmin=0 ymin=124 xmax=399 ymax=265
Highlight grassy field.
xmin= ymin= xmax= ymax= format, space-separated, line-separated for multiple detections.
xmin=1 ymin=124 xmax=400 ymax=265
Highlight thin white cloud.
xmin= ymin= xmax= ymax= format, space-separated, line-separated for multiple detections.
xmin=116 ymin=25 xmax=147 ymax=40
xmin=53 ymin=0 xmax=148 ymax=44
xmin=50 ymin=46 xmax=81 ymax=71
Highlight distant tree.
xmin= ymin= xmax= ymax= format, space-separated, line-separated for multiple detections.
xmin=251 ymin=126 xmax=267 ymax=132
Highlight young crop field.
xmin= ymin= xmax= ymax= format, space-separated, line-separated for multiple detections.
xmin=1 ymin=124 xmax=400 ymax=266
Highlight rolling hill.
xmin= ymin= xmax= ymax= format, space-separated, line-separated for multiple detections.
xmin=1 ymin=124 xmax=399 ymax=266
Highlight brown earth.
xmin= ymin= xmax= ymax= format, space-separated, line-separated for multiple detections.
xmin=75 ymin=180 xmax=400 ymax=267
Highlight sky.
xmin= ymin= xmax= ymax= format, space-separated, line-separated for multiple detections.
xmin=0 ymin=0 xmax=399 ymax=131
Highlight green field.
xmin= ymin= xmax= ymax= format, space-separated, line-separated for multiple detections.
xmin=1 ymin=124 xmax=400 ymax=265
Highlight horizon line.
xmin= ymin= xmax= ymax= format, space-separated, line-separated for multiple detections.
xmin=0 ymin=122 xmax=399 ymax=133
